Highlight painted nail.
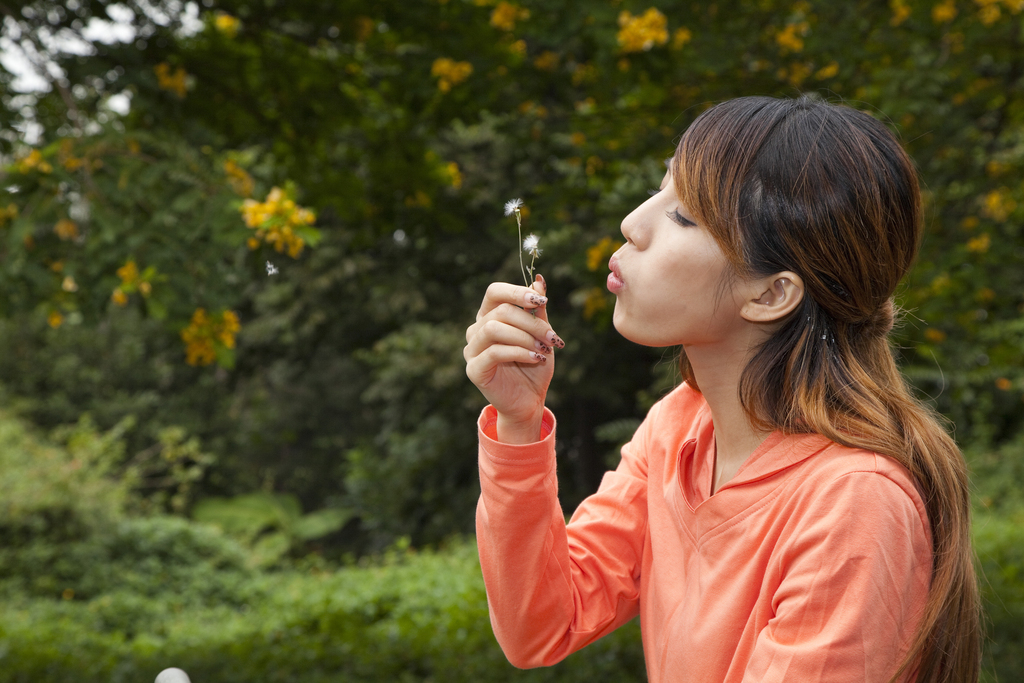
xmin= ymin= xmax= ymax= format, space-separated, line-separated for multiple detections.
xmin=546 ymin=330 xmax=565 ymax=348
xmin=531 ymin=352 xmax=547 ymax=362
xmin=535 ymin=340 xmax=552 ymax=354
xmin=527 ymin=293 xmax=548 ymax=306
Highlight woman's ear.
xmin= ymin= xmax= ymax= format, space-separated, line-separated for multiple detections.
xmin=740 ymin=272 xmax=804 ymax=323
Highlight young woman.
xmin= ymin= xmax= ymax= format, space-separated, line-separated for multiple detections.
xmin=463 ymin=96 xmax=980 ymax=682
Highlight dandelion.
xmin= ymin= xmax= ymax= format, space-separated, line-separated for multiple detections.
xmin=504 ymin=198 xmax=538 ymax=286
xmin=266 ymin=260 xmax=279 ymax=275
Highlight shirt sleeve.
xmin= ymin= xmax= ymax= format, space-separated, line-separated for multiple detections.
xmin=742 ymin=466 xmax=932 ymax=683
xmin=475 ymin=403 xmax=651 ymax=669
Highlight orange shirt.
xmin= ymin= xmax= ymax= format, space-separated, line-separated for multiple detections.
xmin=476 ymin=383 xmax=931 ymax=682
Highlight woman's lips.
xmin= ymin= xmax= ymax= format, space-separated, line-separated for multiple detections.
xmin=607 ymin=255 xmax=624 ymax=293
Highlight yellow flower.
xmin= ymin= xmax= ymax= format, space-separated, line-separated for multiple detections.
xmin=996 ymin=377 xmax=1013 ymax=391
xmin=241 ymin=186 xmax=316 ymax=258
xmin=117 ymin=260 xmax=139 ymax=285
xmin=490 ymin=1 xmax=529 ymax=31
xmin=616 ymin=8 xmax=669 ymax=53
xmin=924 ymin=328 xmax=947 ymax=343
xmin=139 ymin=281 xmax=152 ymax=297
xmin=61 ymin=276 xmax=78 ymax=293
xmin=815 ymin=61 xmax=840 ymax=79
xmin=775 ymin=22 xmax=809 ymax=53
xmin=966 ymin=233 xmax=991 ymax=253
xmin=932 ymin=0 xmax=958 ymax=22
xmin=16 ymin=149 xmax=53 ymax=174
xmin=48 ymin=311 xmax=63 ymax=328
xmin=54 ymin=219 xmax=79 ymax=241
xmin=981 ymin=188 xmax=1015 ymax=221
xmin=214 ymin=13 xmax=240 ymax=37
xmin=978 ymin=2 xmax=1001 ymax=23
xmin=154 ymin=62 xmax=189 ymax=98
xmin=586 ymin=236 xmax=622 ymax=271
xmin=224 ymin=159 xmax=254 ymax=197
xmin=111 ymin=288 xmax=128 ymax=306
xmin=671 ymin=27 xmax=692 ymax=50
xmin=533 ymin=51 xmax=558 ymax=71
xmin=890 ymin=0 xmax=912 ymax=24
xmin=445 ymin=161 xmax=463 ymax=189
xmin=431 ymin=58 xmax=474 ymax=93
xmin=570 ymin=132 xmax=587 ymax=147
xmin=509 ymin=39 xmax=527 ymax=57
xmin=786 ymin=62 xmax=811 ymax=87
xmin=180 ymin=308 xmax=239 ymax=366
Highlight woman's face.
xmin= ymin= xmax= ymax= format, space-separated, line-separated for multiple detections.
xmin=607 ymin=168 xmax=750 ymax=349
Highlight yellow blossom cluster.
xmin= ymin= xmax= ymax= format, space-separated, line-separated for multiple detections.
xmin=445 ymin=161 xmax=463 ymax=189
xmin=490 ymin=2 xmax=529 ymax=31
xmin=585 ymin=236 xmax=623 ymax=272
xmin=214 ymin=13 xmax=240 ymax=37
xmin=431 ymin=58 xmax=473 ymax=93
xmin=224 ymin=159 xmax=254 ymax=197
xmin=776 ymin=21 xmax=809 ymax=53
xmin=891 ymin=0 xmax=912 ymax=25
xmin=815 ymin=61 xmax=840 ymax=79
xmin=54 ymin=219 xmax=79 ymax=241
xmin=672 ymin=27 xmax=692 ymax=50
xmin=180 ymin=308 xmax=240 ymax=366
xmin=16 ymin=149 xmax=53 ymax=174
xmin=981 ymin=187 xmax=1016 ymax=221
xmin=533 ymin=51 xmax=558 ymax=70
xmin=111 ymin=259 xmax=154 ymax=306
xmin=0 ymin=203 xmax=18 ymax=227
xmin=966 ymin=233 xmax=991 ymax=253
xmin=241 ymin=187 xmax=316 ymax=258
xmin=617 ymin=8 xmax=669 ymax=53
xmin=155 ymin=62 xmax=189 ymax=98
xmin=58 ymin=139 xmax=86 ymax=171
xmin=933 ymin=0 xmax=958 ymax=22
xmin=976 ymin=0 xmax=1024 ymax=24
xmin=48 ymin=311 xmax=63 ymax=329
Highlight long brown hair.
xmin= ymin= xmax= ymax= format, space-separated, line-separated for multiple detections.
xmin=673 ymin=95 xmax=980 ymax=682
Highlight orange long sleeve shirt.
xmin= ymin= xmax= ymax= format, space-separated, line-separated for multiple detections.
xmin=476 ymin=383 xmax=932 ymax=682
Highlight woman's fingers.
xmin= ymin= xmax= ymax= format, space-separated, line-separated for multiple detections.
xmin=476 ymin=282 xmax=548 ymax=322
xmin=468 ymin=277 xmax=563 ymax=349
xmin=464 ymin=317 xmax=553 ymax=363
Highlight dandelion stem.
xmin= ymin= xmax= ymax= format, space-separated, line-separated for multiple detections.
xmin=515 ymin=209 xmax=529 ymax=286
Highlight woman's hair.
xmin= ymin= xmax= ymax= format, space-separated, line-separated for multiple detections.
xmin=673 ymin=95 xmax=980 ymax=683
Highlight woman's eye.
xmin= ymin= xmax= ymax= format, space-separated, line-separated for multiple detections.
xmin=667 ymin=209 xmax=696 ymax=227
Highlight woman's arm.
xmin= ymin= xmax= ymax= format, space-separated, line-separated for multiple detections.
xmin=475 ymin=404 xmax=650 ymax=668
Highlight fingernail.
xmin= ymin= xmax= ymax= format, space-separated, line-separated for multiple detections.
xmin=546 ymin=330 xmax=565 ymax=348
xmin=535 ymin=340 xmax=552 ymax=354
xmin=527 ymin=293 xmax=548 ymax=306
xmin=531 ymin=352 xmax=547 ymax=362
xmin=535 ymin=273 xmax=547 ymax=296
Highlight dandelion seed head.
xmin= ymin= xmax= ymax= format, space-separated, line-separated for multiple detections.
xmin=522 ymin=234 xmax=541 ymax=257
xmin=266 ymin=260 xmax=279 ymax=276
xmin=504 ymin=198 xmax=524 ymax=216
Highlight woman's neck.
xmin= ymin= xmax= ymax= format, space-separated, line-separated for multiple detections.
xmin=685 ymin=338 xmax=771 ymax=493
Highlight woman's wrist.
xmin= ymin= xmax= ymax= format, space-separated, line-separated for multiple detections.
xmin=495 ymin=408 xmax=546 ymax=445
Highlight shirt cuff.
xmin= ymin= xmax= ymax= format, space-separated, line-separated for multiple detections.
xmin=478 ymin=404 xmax=556 ymax=465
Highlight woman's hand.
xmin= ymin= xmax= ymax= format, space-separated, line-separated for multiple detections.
xmin=465 ymin=275 xmax=563 ymax=444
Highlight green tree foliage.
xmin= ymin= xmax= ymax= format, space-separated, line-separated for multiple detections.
xmin=2 ymin=0 xmax=1024 ymax=583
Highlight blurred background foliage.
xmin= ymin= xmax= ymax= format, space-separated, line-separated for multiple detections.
xmin=0 ymin=0 xmax=1023 ymax=679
